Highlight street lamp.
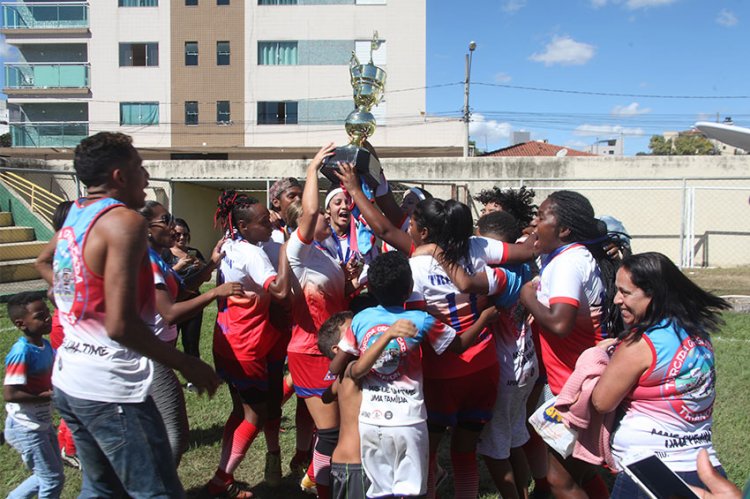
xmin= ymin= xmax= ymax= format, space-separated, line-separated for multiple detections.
xmin=463 ymin=41 xmax=477 ymax=158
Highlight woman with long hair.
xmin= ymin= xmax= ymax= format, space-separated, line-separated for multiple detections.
xmin=592 ymin=252 xmax=730 ymax=498
xmin=139 ymin=201 xmax=243 ymax=466
xmin=519 ymin=190 xmax=619 ymax=498
xmin=207 ymin=192 xmax=291 ymax=497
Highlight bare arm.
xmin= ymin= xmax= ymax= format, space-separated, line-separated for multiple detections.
xmin=591 ymin=335 xmax=651 ymax=414
xmin=154 ymin=281 xmax=243 ymax=325
xmin=4 ymin=385 xmax=52 ymax=403
xmin=519 ymin=280 xmax=578 ymax=338
xmin=334 ymin=162 xmax=413 ymax=254
xmin=504 ymin=235 xmax=537 ymax=264
xmin=34 ymin=234 xmax=58 ymax=285
xmin=300 ymin=143 xmax=336 ymax=243
xmin=412 ymin=244 xmax=490 ymax=294
xmin=446 ymin=305 xmax=498 ymax=353
xmin=350 ymin=319 xmax=418 ymax=380
xmin=266 ymin=241 xmax=291 ymax=301
xmin=362 ymin=141 xmax=405 ymax=228
xmin=99 ymin=209 xmax=221 ymax=396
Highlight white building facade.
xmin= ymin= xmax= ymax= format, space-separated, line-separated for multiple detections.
xmin=1 ymin=0 xmax=462 ymax=150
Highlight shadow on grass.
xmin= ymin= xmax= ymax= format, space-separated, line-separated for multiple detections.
xmin=188 ymin=423 xmax=225 ymax=449
xmin=186 ymin=477 xmax=310 ymax=498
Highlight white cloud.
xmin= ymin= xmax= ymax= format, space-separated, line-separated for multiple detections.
xmin=574 ymin=124 xmax=645 ymax=137
xmin=716 ymin=9 xmax=738 ymax=27
xmin=470 ymin=114 xmax=512 ymax=143
xmin=502 ymin=0 xmax=526 ymax=13
xmin=590 ymin=0 xmax=608 ymax=7
xmin=529 ymin=36 xmax=595 ymax=66
xmin=0 ymin=38 xmax=19 ymax=60
xmin=565 ymin=140 xmax=590 ymax=149
xmin=494 ymin=72 xmax=512 ymax=83
xmin=625 ymin=0 xmax=677 ymax=9
xmin=611 ymin=102 xmax=651 ymax=116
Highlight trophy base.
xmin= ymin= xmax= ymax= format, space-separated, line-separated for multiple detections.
xmin=321 ymin=145 xmax=383 ymax=190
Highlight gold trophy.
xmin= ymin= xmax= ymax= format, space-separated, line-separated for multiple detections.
xmin=321 ymin=32 xmax=387 ymax=189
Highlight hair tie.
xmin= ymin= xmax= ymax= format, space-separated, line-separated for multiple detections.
xmin=325 ymin=188 xmax=344 ymax=210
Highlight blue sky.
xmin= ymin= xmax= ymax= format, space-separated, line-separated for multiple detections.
xmin=427 ymin=0 xmax=749 ymax=154
xmin=1 ymin=0 xmax=747 ymax=155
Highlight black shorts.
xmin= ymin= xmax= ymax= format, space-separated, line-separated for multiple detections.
xmin=331 ymin=462 xmax=370 ymax=499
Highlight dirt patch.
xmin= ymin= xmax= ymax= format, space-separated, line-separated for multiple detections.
xmin=684 ymin=267 xmax=750 ymax=297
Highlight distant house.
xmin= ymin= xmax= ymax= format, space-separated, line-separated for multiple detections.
xmin=481 ymin=140 xmax=597 ymax=157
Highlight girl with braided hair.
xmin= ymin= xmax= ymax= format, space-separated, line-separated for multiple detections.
xmin=519 ymin=190 xmax=619 ymax=498
xmin=207 ymin=190 xmax=291 ymax=498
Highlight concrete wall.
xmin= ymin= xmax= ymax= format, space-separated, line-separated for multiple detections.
xmin=10 ymin=154 xmax=750 ymax=267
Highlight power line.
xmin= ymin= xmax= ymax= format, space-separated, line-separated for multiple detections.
xmin=473 ymin=82 xmax=750 ymax=100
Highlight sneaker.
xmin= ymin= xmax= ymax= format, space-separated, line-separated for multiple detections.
xmin=264 ymin=452 xmax=282 ymax=487
xmin=300 ymin=474 xmax=317 ymax=495
xmin=289 ymin=453 xmax=310 ymax=479
xmin=186 ymin=382 xmax=199 ymax=393
xmin=207 ymin=479 xmax=254 ymax=498
xmin=61 ymin=450 xmax=82 ymax=470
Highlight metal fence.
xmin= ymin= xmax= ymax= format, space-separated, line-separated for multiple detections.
xmin=1 ymin=167 xmax=748 ymax=276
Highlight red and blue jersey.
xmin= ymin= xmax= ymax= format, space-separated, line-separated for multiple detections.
xmin=4 ymin=336 xmax=54 ymax=429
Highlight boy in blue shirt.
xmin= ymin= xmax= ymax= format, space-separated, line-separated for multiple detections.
xmin=4 ymin=292 xmax=64 ymax=498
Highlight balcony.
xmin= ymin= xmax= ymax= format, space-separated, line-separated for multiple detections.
xmin=1 ymin=2 xmax=89 ymax=35
xmin=10 ymin=122 xmax=89 ymax=148
xmin=4 ymin=63 xmax=90 ymax=95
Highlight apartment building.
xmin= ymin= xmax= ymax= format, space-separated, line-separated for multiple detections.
xmin=1 ymin=0 xmax=462 ymax=152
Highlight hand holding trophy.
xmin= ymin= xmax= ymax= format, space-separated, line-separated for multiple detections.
xmin=320 ymin=31 xmax=387 ymax=190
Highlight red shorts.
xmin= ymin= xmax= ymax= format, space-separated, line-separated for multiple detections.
xmin=287 ymin=351 xmax=335 ymax=398
xmin=424 ymin=363 xmax=499 ymax=429
xmin=214 ymin=351 xmax=269 ymax=393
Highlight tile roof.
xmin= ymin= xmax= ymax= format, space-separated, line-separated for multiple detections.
xmin=481 ymin=141 xmax=597 ymax=157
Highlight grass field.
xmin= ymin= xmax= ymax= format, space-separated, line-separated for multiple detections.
xmin=1 ymin=290 xmax=749 ymax=497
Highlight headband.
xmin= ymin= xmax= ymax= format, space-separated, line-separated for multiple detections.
xmin=325 ymin=188 xmax=345 ymax=210
xmin=408 ymin=187 xmax=427 ymax=201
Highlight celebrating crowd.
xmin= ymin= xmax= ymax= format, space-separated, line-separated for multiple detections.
xmin=2 ymin=131 xmax=739 ymax=499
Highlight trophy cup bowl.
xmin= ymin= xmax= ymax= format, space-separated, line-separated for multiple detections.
xmin=321 ymin=48 xmax=387 ymax=190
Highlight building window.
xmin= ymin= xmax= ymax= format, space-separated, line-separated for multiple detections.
xmin=185 ymin=42 xmax=198 ymax=66
xmin=355 ymin=0 xmax=386 ymax=4
xmin=185 ymin=101 xmax=199 ymax=125
xmin=217 ymin=42 xmax=230 ymax=66
xmin=217 ymin=0 xmax=229 ymax=4
xmin=186 ymin=0 xmax=197 ymax=4
xmin=258 ymin=42 xmax=298 ymax=65
xmin=120 ymin=102 xmax=159 ymax=125
xmin=258 ymin=101 xmax=298 ymax=125
xmin=119 ymin=43 xmax=159 ymax=67
xmin=258 ymin=0 xmax=297 ymax=4
xmin=119 ymin=0 xmax=158 ymax=5
xmin=217 ymin=101 xmax=231 ymax=124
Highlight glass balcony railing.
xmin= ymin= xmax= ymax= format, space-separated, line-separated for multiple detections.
xmin=2 ymin=2 xmax=89 ymax=30
xmin=5 ymin=63 xmax=90 ymax=90
xmin=10 ymin=122 xmax=89 ymax=148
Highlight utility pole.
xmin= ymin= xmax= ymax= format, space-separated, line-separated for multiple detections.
xmin=463 ymin=41 xmax=476 ymax=158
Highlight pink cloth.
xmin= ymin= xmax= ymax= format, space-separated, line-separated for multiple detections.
xmin=554 ymin=346 xmax=616 ymax=468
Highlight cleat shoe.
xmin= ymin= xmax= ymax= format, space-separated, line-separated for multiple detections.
xmin=264 ymin=451 xmax=282 ymax=487
xmin=207 ymin=479 xmax=254 ymax=498
xmin=61 ymin=451 xmax=82 ymax=470
xmin=300 ymin=473 xmax=317 ymax=495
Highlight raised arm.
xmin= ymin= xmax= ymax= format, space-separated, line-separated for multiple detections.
xmin=334 ymin=162 xmax=413 ymax=254
xmin=412 ymin=243 xmax=490 ymax=294
xmin=299 ymin=143 xmax=336 ymax=243
xmin=350 ymin=319 xmax=418 ymax=380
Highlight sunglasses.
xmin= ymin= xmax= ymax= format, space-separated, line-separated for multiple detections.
xmin=149 ymin=213 xmax=174 ymax=228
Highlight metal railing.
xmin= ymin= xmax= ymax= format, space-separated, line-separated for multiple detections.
xmin=10 ymin=121 xmax=89 ymax=148
xmin=4 ymin=62 xmax=90 ymax=90
xmin=2 ymin=2 xmax=89 ymax=30
xmin=0 ymin=170 xmax=65 ymax=225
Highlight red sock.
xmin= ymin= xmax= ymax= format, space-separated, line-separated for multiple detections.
xmin=217 ymin=416 xmax=260 ymax=475
xmin=58 ymin=419 xmax=76 ymax=455
xmin=282 ymin=379 xmax=296 ymax=405
xmin=426 ymin=451 xmax=438 ymax=499
xmin=264 ymin=417 xmax=281 ymax=454
xmin=451 ymin=450 xmax=479 ymax=499
xmin=312 ymin=447 xmax=331 ymax=486
xmin=582 ymin=474 xmax=609 ymax=498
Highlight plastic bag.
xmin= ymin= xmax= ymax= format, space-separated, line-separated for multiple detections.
xmin=528 ymin=396 xmax=578 ymax=458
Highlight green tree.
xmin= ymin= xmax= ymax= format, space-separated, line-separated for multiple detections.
xmin=0 ymin=133 xmax=10 ymax=148
xmin=648 ymin=135 xmax=673 ymax=155
xmin=673 ymin=135 xmax=716 ymax=155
